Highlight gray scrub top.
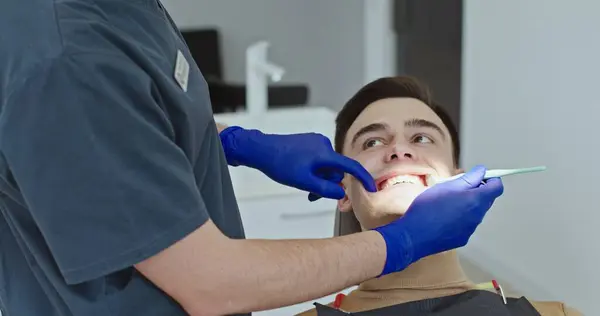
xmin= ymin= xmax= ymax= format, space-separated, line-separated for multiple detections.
xmin=0 ymin=0 xmax=246 ymax=315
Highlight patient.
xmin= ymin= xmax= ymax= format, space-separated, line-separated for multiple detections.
xmin=297 ymin=76 xmax=580 ymax=316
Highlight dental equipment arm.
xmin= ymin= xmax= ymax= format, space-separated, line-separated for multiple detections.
xmin=427 ymin=166 xmax=547 ymax=186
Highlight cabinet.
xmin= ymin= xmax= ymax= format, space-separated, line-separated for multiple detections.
xmin=214 ymin=107 xmax=355 ymax=315
xmin=238 ymin=194 xmax=337 ymax=240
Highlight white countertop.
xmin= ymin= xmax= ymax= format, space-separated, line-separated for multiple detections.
xmin=214 ymin=106 xmax=337 ymax=135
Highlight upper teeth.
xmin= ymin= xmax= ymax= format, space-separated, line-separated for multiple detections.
xmin=381 ymin=175 xmax=421 ymax=190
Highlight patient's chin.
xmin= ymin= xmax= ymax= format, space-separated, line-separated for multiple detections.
xmin=370 ymin=203 xmax=410 ymax=220
xmin=364 ymin=212 xmax=404 ymax=230
xmin=372 ymin=196 xmax=417 ymax=215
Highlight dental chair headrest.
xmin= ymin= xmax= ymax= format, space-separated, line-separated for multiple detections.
xmin=334 ymin=208 xmax=362 ymax=236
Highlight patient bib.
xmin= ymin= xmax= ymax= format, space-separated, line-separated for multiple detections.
xmin=314 ymin=290 xmax=541 ymax=316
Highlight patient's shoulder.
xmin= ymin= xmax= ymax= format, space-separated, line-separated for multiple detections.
xmin=529 ymin=300 xmax=583 ymax=316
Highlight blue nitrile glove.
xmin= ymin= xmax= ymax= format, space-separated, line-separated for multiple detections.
xmin=219 ymin=126 xmax=377 ymax=200
xmin=373 ymin=165 xmax=504 ymax=276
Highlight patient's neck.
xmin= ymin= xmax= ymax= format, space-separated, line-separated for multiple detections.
xmin=359 ymin=250 xmax=473 ymax=291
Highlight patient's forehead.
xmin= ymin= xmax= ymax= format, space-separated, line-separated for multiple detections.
xmin=344 ymin=97 xmax=449 ymax=152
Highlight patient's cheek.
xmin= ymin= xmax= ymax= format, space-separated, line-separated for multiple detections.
xmin=354 ymin=152 xmax=380 ymax=171
xmin=348 ymin=185 xmax=369 ymax=208
xmin=431 ymin=164 xmax=456 ymax=179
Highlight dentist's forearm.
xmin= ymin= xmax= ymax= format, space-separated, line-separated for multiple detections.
xmin=220 ymin=231 xmax=386 ymax=313
xmin=136 ymin=220 xmax=387 ymax=315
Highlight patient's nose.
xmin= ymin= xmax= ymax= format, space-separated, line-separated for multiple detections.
xmin=385 ymin=144 xmax=416 ymax=163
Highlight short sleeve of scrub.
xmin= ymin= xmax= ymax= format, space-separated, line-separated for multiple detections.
xmin=1 ymin=52 xmax=210 ymax=285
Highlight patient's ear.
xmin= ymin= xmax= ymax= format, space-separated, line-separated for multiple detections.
xmin=337 ymin=184 xmax=352 ymax=212
xmin=337 ymin=196 xmax=352 ymax=212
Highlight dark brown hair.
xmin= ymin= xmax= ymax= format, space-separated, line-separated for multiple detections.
xmin=334 ymin=76 xmax=460 ymax=166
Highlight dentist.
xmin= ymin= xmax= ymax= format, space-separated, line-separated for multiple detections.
xmin=0 ymin=1 xmax=503 ymax=316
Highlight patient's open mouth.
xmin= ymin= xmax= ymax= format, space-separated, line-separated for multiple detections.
xmin=377 ymin=174 xmax=427 ymax=191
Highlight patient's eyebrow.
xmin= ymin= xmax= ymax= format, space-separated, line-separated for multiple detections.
xmin=405 ymin=118 xmax=446 ymax=140
xmin=350 ymin=123 xmax=388 ymax=148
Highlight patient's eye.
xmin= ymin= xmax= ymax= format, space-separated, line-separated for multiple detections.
xmin=363 ymin=138 xmax=385 ymax=149
xmin=412 ymin=134 xmax=434 ymax=144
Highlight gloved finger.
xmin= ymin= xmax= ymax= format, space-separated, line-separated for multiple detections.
xmin=476 ymin=177 xmax=504 ymax=199
xmin=306 ymin=175 xmax=346 ymax=200
xmin=308 ymin=180 xmax=345 ymax=201
xmin=315 ymin=154 xmax=376 ymax=193
xmin=307 ymin=169 xmax=344 ymax=202
xmin=314 ymin=167 xmax=345 ymax=183
xmin=308 ymin=192 xmax=321 ymax=202
xmin=444 ymin=165 xmax=487 ymax=191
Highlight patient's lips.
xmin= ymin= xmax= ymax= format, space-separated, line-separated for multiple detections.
xmin=376 ymin=173 xmax=428 ymax=191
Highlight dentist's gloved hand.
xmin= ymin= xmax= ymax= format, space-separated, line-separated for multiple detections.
xmin=373 ymin=165 xmax=504 ymax=276
xmin=219 ymin=126 xmax=377 ymax=200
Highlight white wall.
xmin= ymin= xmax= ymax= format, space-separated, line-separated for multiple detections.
xmin=363 ymin=0 xmax=397 ymax=85
xmin=160 ymin=0 xmax=368 ymax=109
xmin=461 ymin=1 xmax=599 ymax=314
